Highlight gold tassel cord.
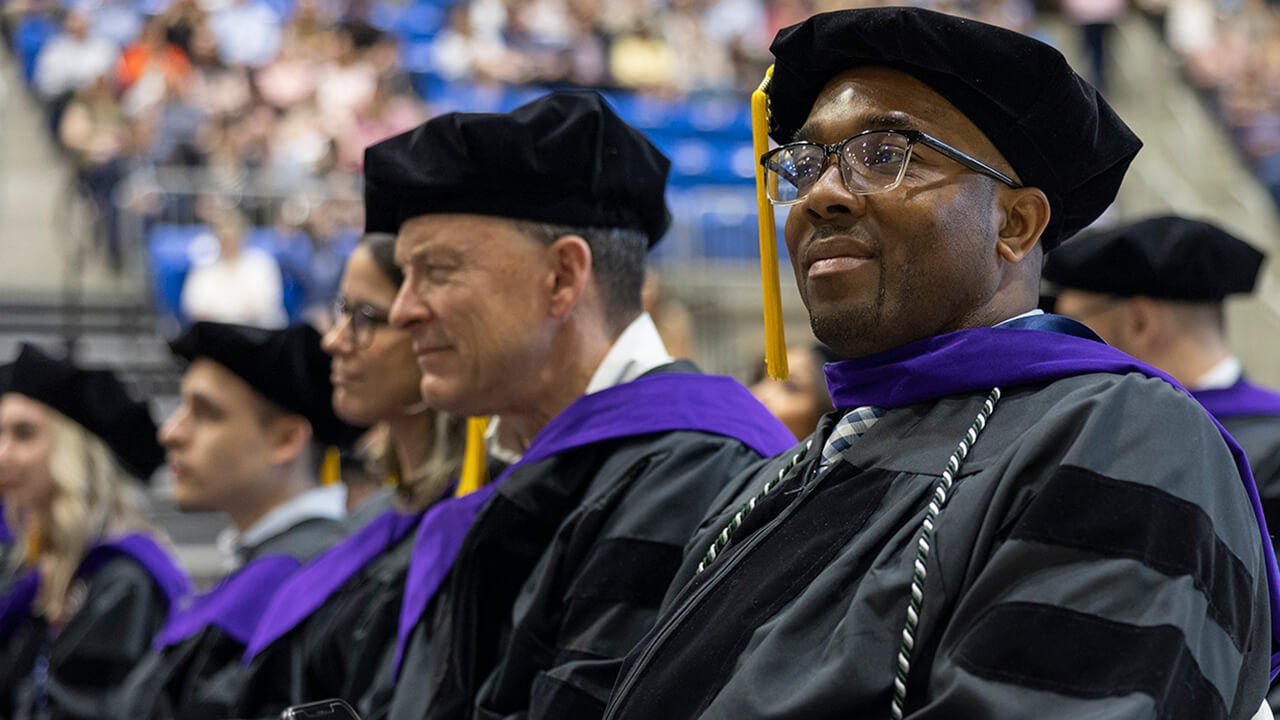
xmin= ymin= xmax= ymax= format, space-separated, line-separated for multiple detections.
xmin=320 ymin=446 xmax=342 ymax=486
xmin=456 ymin=416 xmax=489 ymax=496
xmin=752 ymin=65 xmax=789 ymax=380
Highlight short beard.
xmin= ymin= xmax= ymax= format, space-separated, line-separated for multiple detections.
xmin=807 ymin=284 xmax=885 ymax=358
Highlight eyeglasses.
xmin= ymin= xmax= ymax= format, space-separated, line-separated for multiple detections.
xmin=329 ymin=296 xmax=390 ymax=349
xmin=760 ymin=129 xmax=1022 ymax=205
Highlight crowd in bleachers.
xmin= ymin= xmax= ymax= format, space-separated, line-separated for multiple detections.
xmin=1145 ymin=0 xmax=1280 ymax=208
xmin=21 ymin=0 xmax=1280 ymax=328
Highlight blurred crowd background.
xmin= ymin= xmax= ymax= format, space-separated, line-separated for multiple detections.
xmin=0 ymin=0 xmax=1279 ymax=388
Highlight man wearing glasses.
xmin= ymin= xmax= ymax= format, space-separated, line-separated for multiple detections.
xmin=603 ymin=8 xmax=1278 ymax=720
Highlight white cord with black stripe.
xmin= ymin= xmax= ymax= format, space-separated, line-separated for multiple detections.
xmin=696 ymin=439 xmax=812 ymax=574
xmin=891 ymin=387 xmax=1003 ymax=719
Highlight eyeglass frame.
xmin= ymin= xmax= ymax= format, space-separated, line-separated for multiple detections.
xmin=760 ymin=128 xmax=1022 ymax=206
xmin=329 ymin=296 xmax=391 ymax=349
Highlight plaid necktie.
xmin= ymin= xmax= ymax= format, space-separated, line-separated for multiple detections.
xmin=819 ymin=405 xmax=885 ymax=469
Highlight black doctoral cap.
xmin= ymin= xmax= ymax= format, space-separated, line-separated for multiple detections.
xmin=168 ymin=322 xmax=366 ymax=447
xmin=767 ymin=7 xmax=1143 ymax=249
xmin=6 ymin=344 xmax=164 ymax=480
xmin=363 ymin=90 xmax=673 ymax=246
xmin=1042 ymin=215 xmax=1266 ymax=301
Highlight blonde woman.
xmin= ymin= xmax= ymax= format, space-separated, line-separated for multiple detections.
xmin=0 ymin=344 xmax=191 ymax=718
xmin=232 ymin=232 xmax=468 ymax=718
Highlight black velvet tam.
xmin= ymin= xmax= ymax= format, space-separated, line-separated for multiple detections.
xmin=169 ymin=322 xmax=366 ymax=447
xmin=7 ymin=344 xmax=164 ymax=480
xmin=767 ymin=6 xmax=1142 ymax=249
xmin=1043 ymin=215 xmax=1266 ymax=301
xmin=363 ymin=90 xmax=672 ymax=246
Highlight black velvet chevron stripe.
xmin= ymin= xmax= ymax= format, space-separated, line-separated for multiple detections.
xmin=953 ymin=602 xmax=1227 ymax=720
xmin=567 ymin=537 xmax=684 ymax=606
xmin=1008 ymin=465 xmax=1252 ymax=650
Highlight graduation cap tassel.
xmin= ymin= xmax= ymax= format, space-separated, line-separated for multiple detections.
xmin=320 ymin=446 xmax=341 ymax=486
xmin=752 ymin=65 xmax=789 ymax=380
xmin=23 ymin=526 xmax=40 ymax=565
xmin=456 ymin=416 xmax=489 ymax=496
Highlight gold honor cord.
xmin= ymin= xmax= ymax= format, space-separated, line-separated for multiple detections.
xmin=752 ymin=65 xmax=789 ymax=380
xmin=456 ymin=416 xmax=490 ymax=496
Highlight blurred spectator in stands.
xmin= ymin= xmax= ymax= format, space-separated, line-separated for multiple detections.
xmin=564 ymin=0 xmax=612 ymax=87
xmin=430 ymin=1 xmax=511 ymax=83
xmin=300 ymin=199 xmax=359 ymax=324
xmin=209 ymin=0 xmax=282 ymax=68
xmin=87 ymin=0 xmax=143 ymax=49
xmin=1061 ymin=0 xmax=1127 ymax=92
xmin=115 ymin=14 xmax=191 ymax=94
xmin=181 ymin=209 xmax=289 ymax=328
xmin=158 ymin=0 xmax=206 ymax=57
xmin=335 ymin=78 xmax=426 ymax=171
xmin=765 ymin=0 xmax=816 ymax=40
xmin=1165 ymin=0 xmax=1221 ymax=86
xmin=135 ymin=73 xmax=207 ymax=166
xmin=314 ymin=23 xmax=377 ymax=133
xmin=282 ymin=0 xmax=336 ymax=55
xmin=33 ymin=8 xmax=118 ymax=130
xmin=610 ymin=16 xmax=678 ymax=95
xmin=667 ymin=0 xmax=735 ymax=94
xmin=366 ymin=28 xmax=414 ymax=96
xmin=203 ymin=107 xmax=274 ymax=193
xmin=503 ymin=0 xmax=573 ymax=84
xmin=748 ymin=343 xmax=839 ymax=441
xmin=59 ymin=73 xmax=132 ymax=270
xmin=704 ymin=0 xmax=769 ymax=92
xmin=256 ymin=32 xmax=319 ymax=110
xmin=187 ymin=21 xmax=253 ymax=119
xmin=269 ymin=100 xmax=335 ymax=185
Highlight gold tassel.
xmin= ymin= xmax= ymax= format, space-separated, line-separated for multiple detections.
xmin=23 ymin=525 xmax=40 ymax=566
xmin=456 ymin=416 xmax=489 ymax=496
xmin=320 ymin=446 xmax=342 ymax=485
xmin=753 ymin=65 xmax=789 ymax=380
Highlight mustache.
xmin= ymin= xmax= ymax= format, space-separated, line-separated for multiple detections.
xmin=808 ymin=222 xmax=870 ymax=244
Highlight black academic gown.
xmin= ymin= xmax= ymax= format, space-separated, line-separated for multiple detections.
xmin=1191 ymin=379 xmax=1280 ymax=538
xmin=112 ymin=517 xmax=346 ymax=720
xmin=602 ymin=371 xmax=1272 ymax=720
xmin=0 ymin=545 xmax=182 ymax=719
xmin=1222 ymin=415 xmax=1280 ymax=528
xmin=232 ymin=517 xmax=419 ymax=719
xmin=373 ymin=361 xmax=786 ymax=720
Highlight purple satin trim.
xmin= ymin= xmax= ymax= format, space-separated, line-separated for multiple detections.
xmin=79 ymin=534 xmax=193 ymax=614
xmin=0 ymin=504 xmax=11 ymax=545
xmin=388 ymin=372 xmax=795 ymax=679
xmin=391 ymin=486 xmax=497 ymax=678
xmin=0 ymin=569 xmax=38 ymax=644
xmin=824 ymin=325 xmax=1280 ymax=679
xmin=155 ymin=554 xmax=301 ymax=650
xmin=242 ymin=509 xmax=423 ymax=660
xmin=1193 ymin=380 xmax=1280 ymax=421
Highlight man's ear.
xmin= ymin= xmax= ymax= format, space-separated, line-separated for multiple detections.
xmin=266 ymin=414 xmax=313 ymax=467
xmin=546 ymin=234 xmax=592 ymax=319
xmin=1125 ymin=296 xmax=1164 ymax=347
xmin=995 ymin=187 xmax=1052 ymax=264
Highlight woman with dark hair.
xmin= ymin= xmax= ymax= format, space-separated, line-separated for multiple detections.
xmin=749 ymin=343 xmax=840 ymax=441
xmin=230 ymin=233 xmax=468 ymax=718
xmin=0 ymin=345 xmax=190 ymax=718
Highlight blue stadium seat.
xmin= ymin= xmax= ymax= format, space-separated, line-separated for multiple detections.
xmin=396 ymin=2 xmax=446 ymax=41
xmin=14 ymin=15 xmax=59 ymax=84
xmin=402 ymin=39 xmax=437 ymax=75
